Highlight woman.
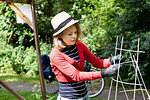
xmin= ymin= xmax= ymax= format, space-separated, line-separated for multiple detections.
xmin=50 ymin=11 xmax=121 ymax=100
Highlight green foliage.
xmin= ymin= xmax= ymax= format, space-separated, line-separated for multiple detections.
xmin=70 ymin=0 xmax=150 ymax=88
xmin=82 ymin=28 xmax=107 ymax=55
xmin=0 ymin=37 xmax=52 ymax=75
xmin=70 ymin=0 xmax=124 ymax=57
xmin=35 ymin=0 xmax=76 ymax=43
xmin=0 ymin=3 xmax=34 ymax=47
xmin=0 ymin=3 xmax=53 ymax=75
xmin=110 ymin=0 xmax=150 ymax=87
xmin=0 ymin=41 xmax=14 ymax=74
xmin=0 ymin=0 xmax=150 ymax=88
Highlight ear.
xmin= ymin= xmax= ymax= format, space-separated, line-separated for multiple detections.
xmin=58 ymin=33 xmax=63 ymax=38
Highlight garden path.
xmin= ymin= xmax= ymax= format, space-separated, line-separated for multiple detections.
xmin=1 ymin=82 xmax=148 ymax=100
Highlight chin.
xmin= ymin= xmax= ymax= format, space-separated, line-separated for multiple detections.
xmin=72 ymin=42 xmax=76 ymax=45
xmin=67 ymin=43 xmax=75 ymax=46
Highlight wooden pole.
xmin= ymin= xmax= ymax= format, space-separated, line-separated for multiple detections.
xmin=0 ymin=80 xmax=25 ymax=100
xmin=31 ymin=0 xmax=47 ymax=100
xmin=0 ymin=0 xmax=46 ymax=99
xmin=7 ymin=2 xmax=33 ymax=29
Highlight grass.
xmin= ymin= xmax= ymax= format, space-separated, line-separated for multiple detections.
xmin=1 ymin=73 xmax=150 ymax=100
xmin=0 ymin=89 xmax=105 ymax=100
xmin=0 ymin=89 xmax=58 ymax=100
xmin=0 ymin=74 xmax=106 ymax=100
xmin=0 ymin=73 xmax=40 ymax=84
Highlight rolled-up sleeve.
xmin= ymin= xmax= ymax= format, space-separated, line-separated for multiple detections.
xmin=78 ymin=42 xmax=111 ymax=68
xmin=50 ymin=50 xmax=102 ymax=82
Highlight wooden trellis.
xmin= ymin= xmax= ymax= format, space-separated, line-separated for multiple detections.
xmin=0 ymin=0 xmax=46 ymax=100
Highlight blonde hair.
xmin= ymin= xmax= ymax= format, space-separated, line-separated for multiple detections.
xmin=53 ymin=23 xmax=83 ymax=49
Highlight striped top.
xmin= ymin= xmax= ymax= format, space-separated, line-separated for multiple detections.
xmin=59 ymin=81 xmax=88 ymax=99
xmin=60 ymin=44 xmax=80 ymax=63
xmin=60 ymin=45 xmax=88 ymax=99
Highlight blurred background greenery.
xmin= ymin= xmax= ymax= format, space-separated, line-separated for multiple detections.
xmin=0 ymin=0 xmax=150 ymax=88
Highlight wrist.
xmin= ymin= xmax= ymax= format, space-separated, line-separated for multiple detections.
xmin=101 ymin=70 xmax=107 ymax=78
xmin=110 ymin=57 xmax=114 ymax=65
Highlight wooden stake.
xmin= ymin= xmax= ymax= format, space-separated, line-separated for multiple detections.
xmin=0 ymin=80 xmax=25 ymax=100
xmin=0 ymin=0 xmax=46 ymax=99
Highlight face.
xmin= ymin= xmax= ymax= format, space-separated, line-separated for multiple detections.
xmin=61 ymin=25 xmax=78 ymax=46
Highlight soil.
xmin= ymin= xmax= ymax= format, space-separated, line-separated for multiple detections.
xmin=0 ymin=82 xmax=149 ymax=100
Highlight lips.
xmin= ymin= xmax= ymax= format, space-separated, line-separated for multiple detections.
xmin=71 ymin=40 xmax=75 ymax=42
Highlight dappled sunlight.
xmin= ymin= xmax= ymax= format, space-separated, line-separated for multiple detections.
xmin=0 ymin=74 xmax=40 ymax=84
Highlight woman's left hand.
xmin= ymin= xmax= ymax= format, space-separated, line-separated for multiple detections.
xmin=110 ymin=55 xmax=123 ymax=64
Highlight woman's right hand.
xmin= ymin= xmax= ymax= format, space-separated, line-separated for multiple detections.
xmin=101 ymin=64 xmax=119 ymax=77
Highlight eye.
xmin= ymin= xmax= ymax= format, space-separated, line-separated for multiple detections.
xmin=68 ymin=33 xmax=72 ymax=35
xmin=74 ymin=31 xmax=78 ymax=34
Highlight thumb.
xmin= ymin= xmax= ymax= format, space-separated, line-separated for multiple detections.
xmin=112 ymin=64 xmax=119 ymax=70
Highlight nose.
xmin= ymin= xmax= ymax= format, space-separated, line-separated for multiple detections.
xmin=72 ymin=32 xmax=77 ymax=38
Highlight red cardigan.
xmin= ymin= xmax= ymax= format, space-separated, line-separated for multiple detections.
xmin=50 ymin=41 xmax=111 ymax=82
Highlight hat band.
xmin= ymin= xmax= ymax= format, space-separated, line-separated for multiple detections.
xmin=54 ymin=17 xmax=72 ymax=33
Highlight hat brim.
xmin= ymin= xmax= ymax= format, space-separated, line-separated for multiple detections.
xmin=53 ymin=20 xmax=79 ymax=36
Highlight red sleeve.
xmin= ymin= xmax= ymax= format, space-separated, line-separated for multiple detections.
xmin=50 ymin=49 xmax=102 ymax=82
xmin=78 ymin=42 xmax=111 ymax=68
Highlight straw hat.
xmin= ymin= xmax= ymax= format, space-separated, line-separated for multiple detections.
xmin=51 ymin=11 xmax=79 ymax=36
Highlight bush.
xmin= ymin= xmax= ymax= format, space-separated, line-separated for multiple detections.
xmin=0 ymin=38 xmax=53 ymax=75
xmin=71 ymin=0 xmax=150 ymax=88
xmin=0 ymin=0 xmax=150 ymax=88
xmin=0 ymin=3 xmax=53 ymax=75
